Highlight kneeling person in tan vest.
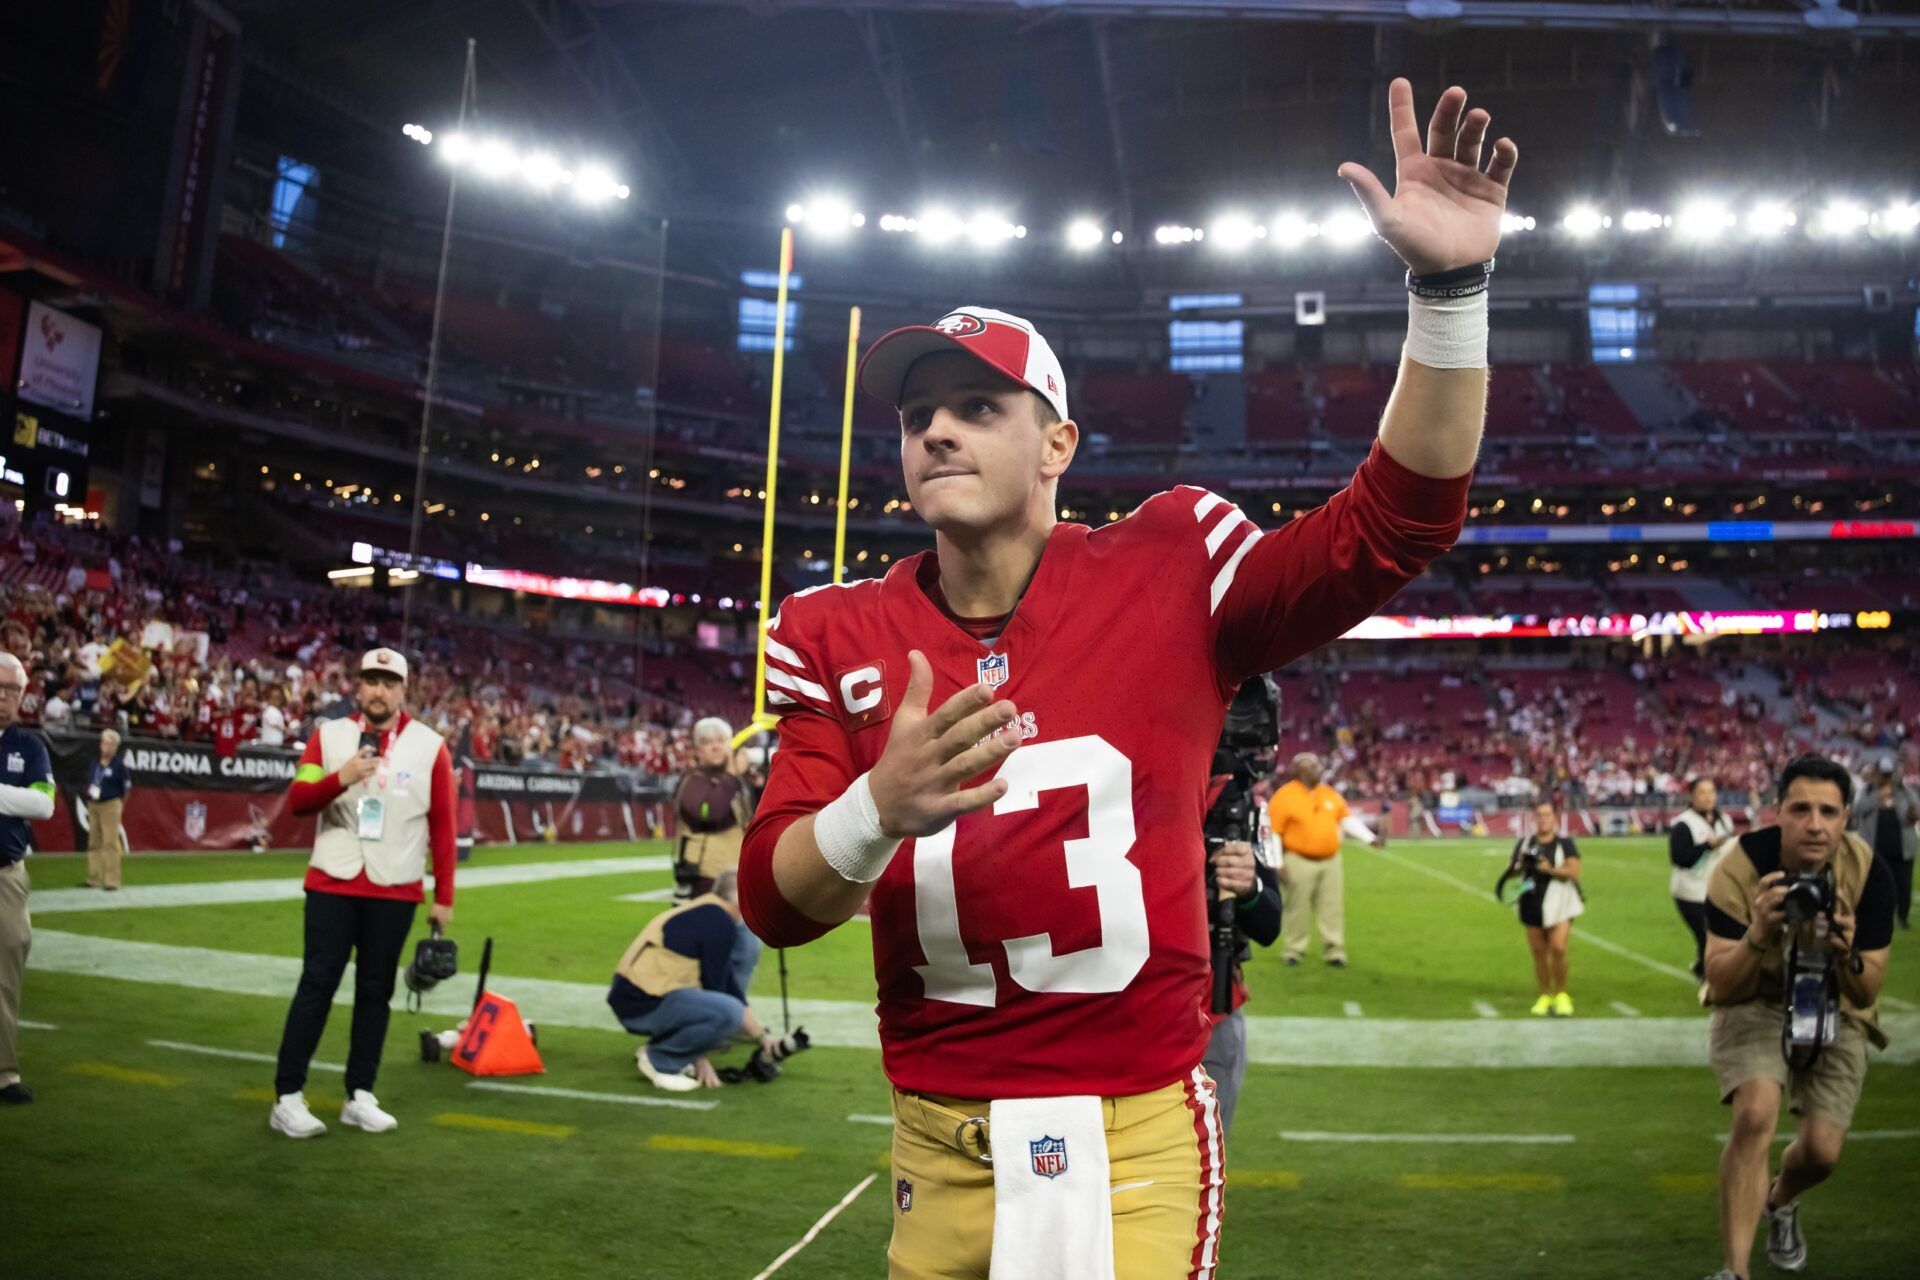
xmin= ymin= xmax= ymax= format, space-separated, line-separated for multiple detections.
xmin=609 ymin=871 xmax=780 ymax=1092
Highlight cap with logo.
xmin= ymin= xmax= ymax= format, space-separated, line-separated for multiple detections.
xmin=360 ymin=648 xmax=409 ymax=681
xmin=857 ymin=306 xmax=1069 ymax=422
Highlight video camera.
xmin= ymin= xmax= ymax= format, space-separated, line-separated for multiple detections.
xmin=1203 ymin=677 xmax=1280 ymax=1015
xmin=717 ymin=1028 xmax=811 ymax=1084
xmin=403 ymin=924 xmax=459 ymax=1011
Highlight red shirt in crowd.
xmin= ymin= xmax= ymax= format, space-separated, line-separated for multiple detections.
xmin=289 ymin=711 xmax=457 ymax=906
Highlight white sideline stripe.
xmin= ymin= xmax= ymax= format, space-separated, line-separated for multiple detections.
xmin=1611 ymin=1002 xmax=1643 ymax=1018
xmin=149 ymin=1038 xmax=344 ymax=1072
xmin=32 ymin=855 xmax=669 ymax=915
xmin=466 ymin=1081 xmax=717 ymax=1112
xmin=1208 ymin=529 xmax=1262 ymax=615
xmin=846 ymin=1113 xmax=893 ymax=1126
xmin=616 ymin=889 xmax=682 ymax=903
xmin=1282 ymin=1131 xmax=1575 ymax=1145
xmin=751 ymin=1173 xmax=877 ymax=1280
xmin=1342 ymin=1002 xmax=1365 ymax=1019
xmin=1203 ymin=508 xmax=1249 ymax=557
xmin=35 ymin=929 xmax=1920 ymax=1069
xmin=1472 ymin=1001 xmax=1500 ymax=1019
xmin=764 ymin=667 xmax=829 ymax=704
xmin=1366 ymin=844 xmax=1698 ymax=984
xmin=763 ymin=637 xmax=807 ymax=669
xmin=21 ymin=1019 xmax=58 ymax=1031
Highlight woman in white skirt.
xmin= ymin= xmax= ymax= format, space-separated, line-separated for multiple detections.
xmin=1504 ymin=799 xmax=1584 ymax=1016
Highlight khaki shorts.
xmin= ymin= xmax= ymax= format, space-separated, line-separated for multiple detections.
xmin=1708 ymin=999 xmax=1870 ymax=1129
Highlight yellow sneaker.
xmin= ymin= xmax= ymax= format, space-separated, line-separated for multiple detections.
xmin=1552 ymin=993 xmax=1574 ymax=1017
xmin=1530 ymin=995 xmax=1553 ymax=1016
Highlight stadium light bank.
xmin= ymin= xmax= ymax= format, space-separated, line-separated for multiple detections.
xmin=409 ymin=123 xmax=631 ymax=205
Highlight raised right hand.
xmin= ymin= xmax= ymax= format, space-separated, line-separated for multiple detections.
xmin=1748 ymin=870 xmax=1789 ymax=938
xmin=868 ymin=649 xmax=1022 ymax=840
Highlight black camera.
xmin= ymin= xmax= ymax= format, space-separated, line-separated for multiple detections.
xmin=1780 ymin=873 xmax=1834 ymax=926
xmin=718 ymin=1027 xmax=811 ymax=1084
xmin=403 ymin=928 xmax=459 ymax=1010
xmin=1203 ymin=677 xmax=1281 ymax=1016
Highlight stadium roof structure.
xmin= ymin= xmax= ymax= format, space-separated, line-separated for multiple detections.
xmin=229 ymin=0 xmax=1920 ymax=252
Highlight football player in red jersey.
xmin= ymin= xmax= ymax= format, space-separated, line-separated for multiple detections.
xmin=741 ymin=79 xmax=1517 ymax=1279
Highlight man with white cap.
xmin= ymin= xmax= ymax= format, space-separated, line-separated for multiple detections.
xmin=268 ymin=646 xmax=456 ymax=1138
xmin=741 ymin=79 xmax=1517 ymax=1278
xmin=0 ymin=650 xmax=55 ymax=1105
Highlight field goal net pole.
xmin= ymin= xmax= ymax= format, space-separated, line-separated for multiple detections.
xmin=831 ymin=306 xmax=861 ymax=586
xmin=733 ymin=225 xmax=796 ymax=752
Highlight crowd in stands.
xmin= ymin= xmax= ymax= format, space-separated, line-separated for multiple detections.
xmin=0 ymin=508 xmax=749 ymax=780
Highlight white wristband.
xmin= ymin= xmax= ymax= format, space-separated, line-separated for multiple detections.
xmin=814 ymin=771 xmax=903 ymax=884
xmin=1403 ymin=290 xmax=1489 ymax=370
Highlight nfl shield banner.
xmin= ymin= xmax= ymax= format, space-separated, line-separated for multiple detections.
xmin=1029 ymin=1135 xmax=1068 ymax=1179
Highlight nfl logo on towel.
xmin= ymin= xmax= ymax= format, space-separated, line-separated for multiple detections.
xmin=895 ymin=1178 xmax=913 ymax=1213
xmin=976 ymin=652 xmax=1009 ymax=688
xmin=1029 ymin=1135 xmax=1068 ymax=1179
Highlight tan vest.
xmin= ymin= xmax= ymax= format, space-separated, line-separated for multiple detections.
xmin=1706 ymin=826 xmax=1886 ymax=1048
xmin=615 ymin=893 xmax=730 ymax=998
xmin=309 ymin=715 xmax=444 ymax=887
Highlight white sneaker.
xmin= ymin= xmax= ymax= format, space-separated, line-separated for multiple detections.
xmin=1766 ymin=1191 xmax=1807 ymax=1272
xmin=269 ymin=1091 xmax=327 ymax=1139
xmin=340 ymin=1089 xmax=399 ymax=1133
xmin=636 ymin=1046 xmax=700 ymax=1093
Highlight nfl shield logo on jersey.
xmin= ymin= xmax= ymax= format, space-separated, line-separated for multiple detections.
xmin=895 ymin=1178 xmax=913 ymax=1213
xmin=183 ymin=801 xmax=207 ymax=841
xmin=1029 ymin=1135 xmax=1068 ymax=1179
xmin=976 ymin=652 xmax=1009 ymax=689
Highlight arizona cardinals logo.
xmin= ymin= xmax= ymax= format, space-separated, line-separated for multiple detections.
xmin=934 ymin=313 xmax=987 ymax=338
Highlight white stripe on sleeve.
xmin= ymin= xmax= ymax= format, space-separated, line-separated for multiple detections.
xmin=766 ymin=666 xmax=831 ymax=705
xmin=1208 ymin=528 xmax=1263 ymax=615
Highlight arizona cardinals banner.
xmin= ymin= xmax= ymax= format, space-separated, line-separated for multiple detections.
xmin=28 ymin=730 xmax=671 ymax=853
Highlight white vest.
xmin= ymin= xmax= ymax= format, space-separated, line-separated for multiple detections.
xmin=1669 ymin=807 xmax=1735 ymax=903
xmin=309 ymin=715 xmax=444 ymax=887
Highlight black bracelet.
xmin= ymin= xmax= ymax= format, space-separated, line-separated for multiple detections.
xmin=1407 ymin=258 xmax=1495 ymax=300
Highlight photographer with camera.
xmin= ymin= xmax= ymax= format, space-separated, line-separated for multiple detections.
xmin=1498 ymin=799 xmax=1582 ymax=1016
xmin=1851 ymin=755 xmax=1915 ymax=932
xmin=1701 ymin=756 xmax=1897 ymax=1280
xmin=609 ymin=870 xmax=793 ymax=1092
xmin=1672 ymin=776 xmax=1737 ymax=983
xmin=671 ymin=717 xmax=757 ymax=903
xmin=1199 ymin=679 xmax=1285 ymax=1135
xmin=269 ymin=648 xmax=456 ymax=1139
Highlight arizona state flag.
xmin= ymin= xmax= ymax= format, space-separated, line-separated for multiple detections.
xmin=451 ymin=992 xmax=544 ymax=1077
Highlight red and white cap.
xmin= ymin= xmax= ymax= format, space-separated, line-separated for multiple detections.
xmin=858 ymin=306 xmax=1069 ymax=422
xmin=360 ymin=647 xmax=409 ymax=681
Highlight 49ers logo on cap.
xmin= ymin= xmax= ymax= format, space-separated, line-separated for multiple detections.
xmin=933 ymin=313 xmax=987 ymax=338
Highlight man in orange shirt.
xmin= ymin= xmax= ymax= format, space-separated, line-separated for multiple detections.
xmin=1267 ymin=753 xmax=1381 ymax=967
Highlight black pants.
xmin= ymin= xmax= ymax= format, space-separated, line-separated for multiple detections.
xmin=1884 ymin=853 xmax=1913 ymax=928
xmin=274 ymin=891 xmax=417 ymax=1096
xmin=1674 ymin=898 xmax=1709 ymax=976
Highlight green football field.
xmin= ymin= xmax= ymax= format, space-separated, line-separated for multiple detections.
xmin=6 ymin=837 xmax=1917 ymax=1279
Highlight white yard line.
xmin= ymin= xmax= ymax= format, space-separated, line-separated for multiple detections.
xmin=1714 ymin=1128 xmax=1919 ymax=1144
xmin=20 ymin=1019 xmax=58 ymax=1031
xmin=148 ymin=1038 xmax=343 ymax=1072
xmin=1610 ymin=1001 xmax=1643 ymax=1018
xmin=614 ymin=888 xmax=682 ymax=903
xmin=1281 ymin=1130 xmax=1575 ymax=1145
xmin=33 ymin=855 xmax=669 ymax=915
xmin=466 ymin=1080 xmax=717 ymax=1112
xmin=1342 ymin=1001 xmax=1365 ymax=1019
xmin=35 ymin=928 xmax=1920 ymax=1069
xmin=1882 ymin=995 xmax=1916 ymax=1012
xmin=750 ymin=1174 xmax=878 ymax=1280
xmin=846 ymin=1113 xmax=894 ymax=1126
xmin=1471 ymin=1001 xmax=1500 ymax=1019
xmin=1366 ymin=845 xmax=1699 ymax=983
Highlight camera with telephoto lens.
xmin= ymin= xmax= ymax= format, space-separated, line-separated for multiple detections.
xmin=718 ymin=1027 xmax=811 ymax=1084
xmin=1203 ymin=678 xmax=1281 ymax=1015
xmin=1780 ymin=872 xmax=1834 ymax=926
xmin=403 ymin=927 xmax=459 ymax=1010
